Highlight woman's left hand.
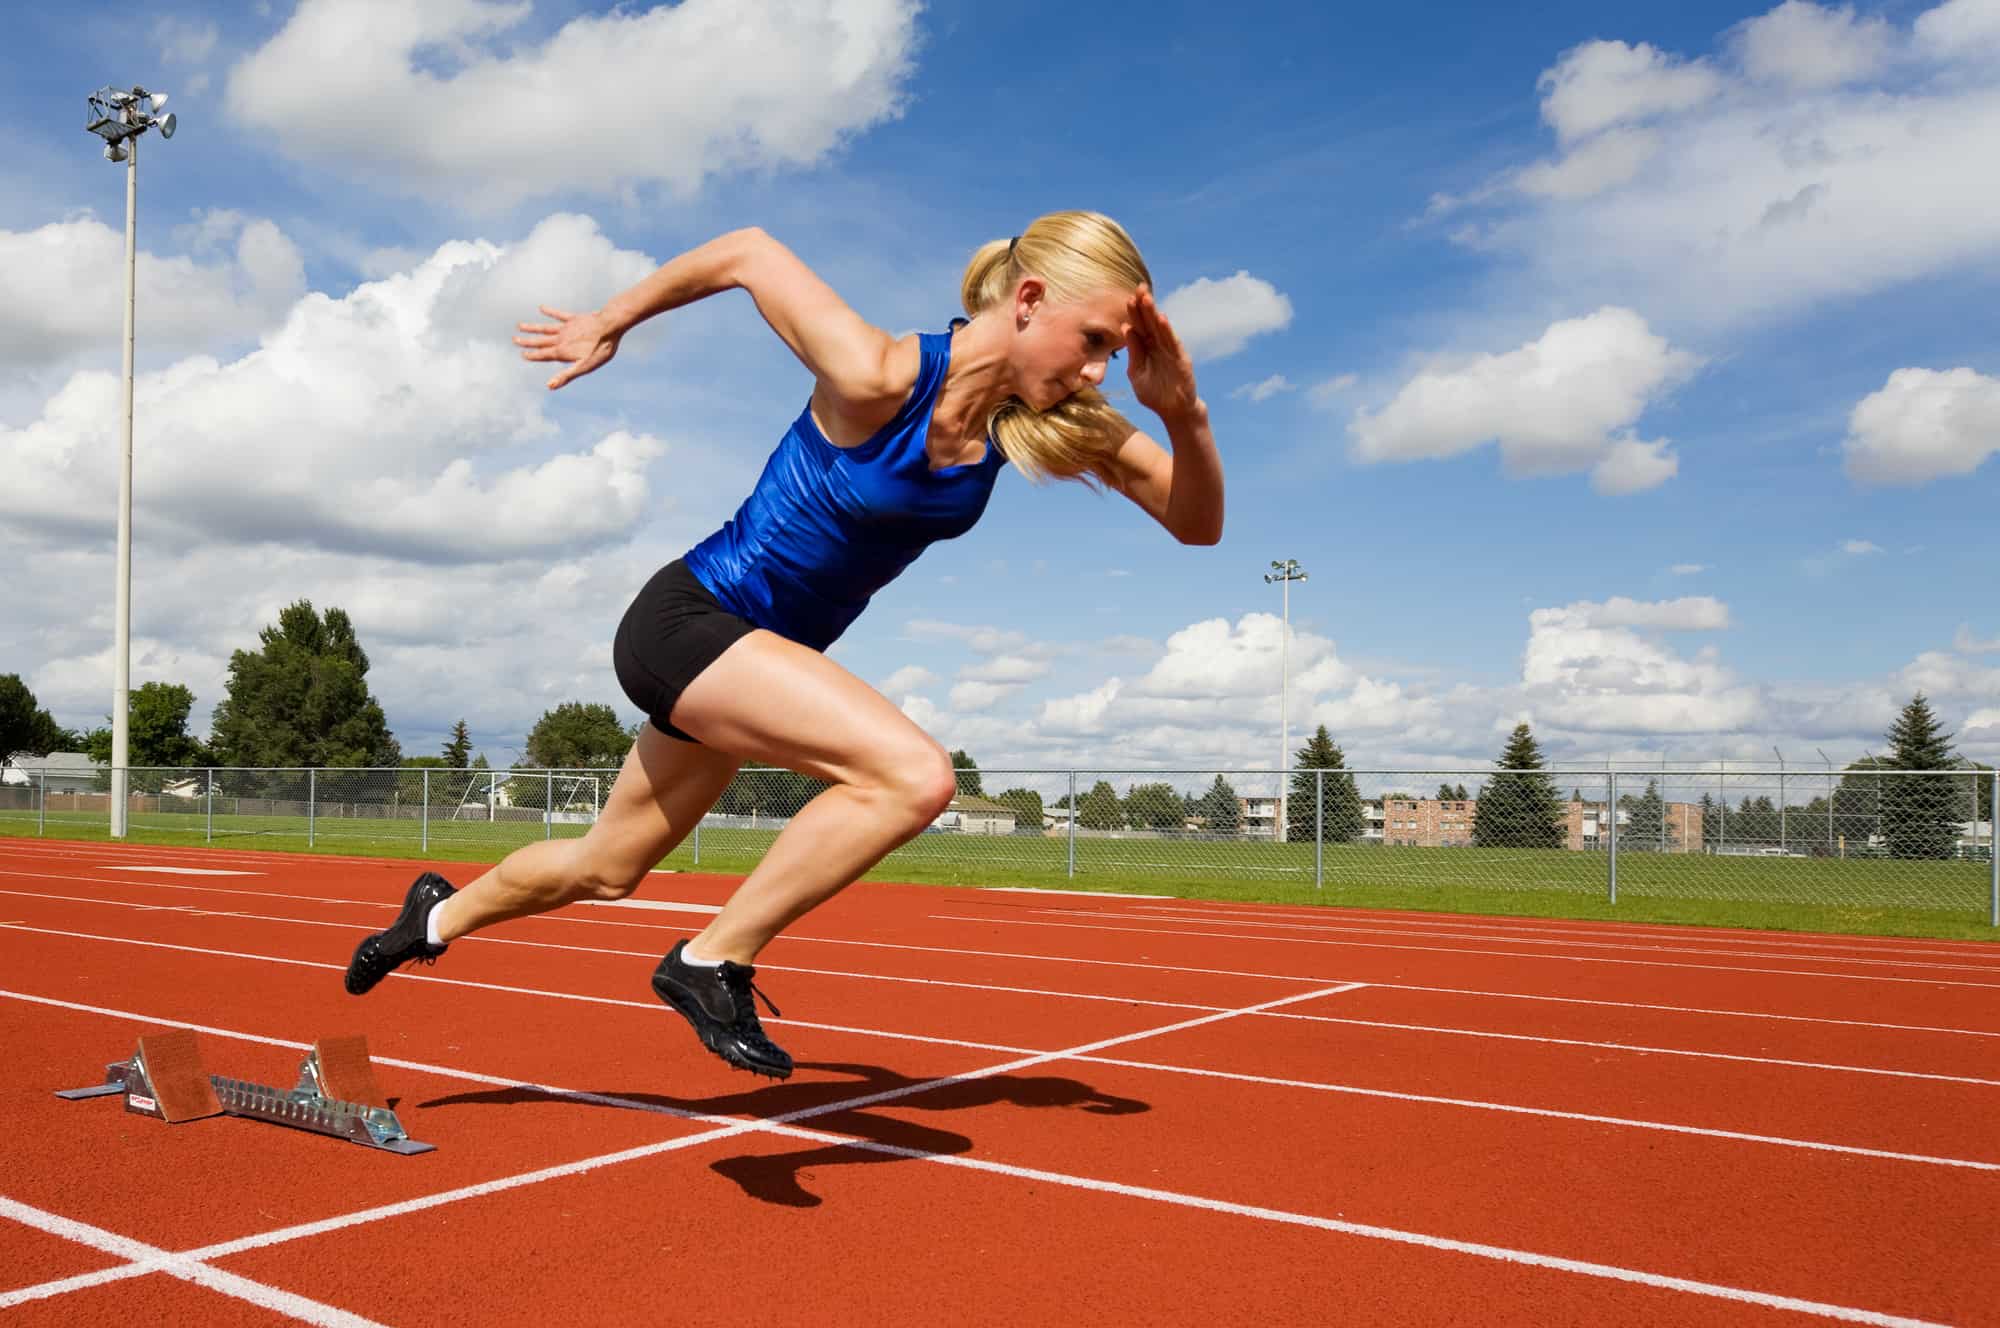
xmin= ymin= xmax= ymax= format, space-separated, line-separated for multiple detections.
xmin=1124 ymin=286 xmax=1200 ymax=420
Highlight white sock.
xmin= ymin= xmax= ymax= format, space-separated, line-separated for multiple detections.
xmin=424 ymin=900 xmax=449 ymax=948
xmin=679 ymin=941 xmax=722 ymax=967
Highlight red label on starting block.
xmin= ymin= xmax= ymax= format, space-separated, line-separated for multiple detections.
xmin=127 ymin=1094 xmax=157 ymax=1111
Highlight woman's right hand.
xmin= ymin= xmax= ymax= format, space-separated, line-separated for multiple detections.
xmin=515 ymin=305 xmax=622 ymax=390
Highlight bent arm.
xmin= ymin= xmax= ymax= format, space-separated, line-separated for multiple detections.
xmin=1106 ymin=403 xmax=1224 ymax=545
xmin=603 ymin=227 xmax=911 ymax=411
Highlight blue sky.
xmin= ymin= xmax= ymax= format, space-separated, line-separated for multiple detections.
xmin=2 ymin=0 xmax=1997 ymax=774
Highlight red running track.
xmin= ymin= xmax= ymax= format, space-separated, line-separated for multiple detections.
xmin=0 ymin=836 xmax=1996 ymax=1326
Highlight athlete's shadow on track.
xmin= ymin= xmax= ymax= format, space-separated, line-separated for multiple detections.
xmin=422 ymin=1061 xmax=1150 ymax=1208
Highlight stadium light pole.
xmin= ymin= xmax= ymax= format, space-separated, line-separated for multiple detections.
xmin=84 ymin=86 xmax=177 ymax=838
xmin=1264 ymin=559 xmax=1308 ymax=844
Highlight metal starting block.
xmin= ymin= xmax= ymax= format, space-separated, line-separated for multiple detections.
xmin=56 ymin=1029 xmax=434 ymax=1155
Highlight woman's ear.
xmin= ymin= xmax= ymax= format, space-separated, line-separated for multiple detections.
xmin=1015 ymin=277 xmax=1045 ymax=328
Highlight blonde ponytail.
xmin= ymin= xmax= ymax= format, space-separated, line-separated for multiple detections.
xmin=958 ymin=212 xmax=1151 ymax=487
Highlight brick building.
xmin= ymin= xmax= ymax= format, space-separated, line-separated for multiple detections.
xmin=1380 ymin=796 xmax=1476 ymax=847
xmin=1564 ymin=794 xmax=1705 ymax=852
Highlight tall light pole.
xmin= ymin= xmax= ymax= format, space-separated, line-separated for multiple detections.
xmin=1264 ymin=559 xmax=1308 ymax=843
xmin=85 ymin=87 xmax=177 ymax=838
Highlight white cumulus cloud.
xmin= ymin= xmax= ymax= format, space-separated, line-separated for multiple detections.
xmin=225 ymin=0 xmax=924 ymax=209
xmin=0 ymin=214 xmax=305 ymax=369
xmin=1843 ymin=366 xmax=2000 ymax=486
xmin=1447 ymin=1 xmax=2000 ymax=329
xmin=1522 ymin=598 xmax=1761 ymax=733
xmin=1349 ymin=307 xmax=1700 ymax=492
xmin=0 ymin=215 xmax=663 ymax=562
xmin=1158 ymin=271 xmax=1293 ymax=361
xmin=1731 ymin=1 xmax=1895 ymax=88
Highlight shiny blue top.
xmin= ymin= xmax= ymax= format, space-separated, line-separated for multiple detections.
xmin=682 ymin=330 xmax=1004 ymax=651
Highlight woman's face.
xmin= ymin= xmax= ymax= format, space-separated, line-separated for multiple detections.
xmin=1011 ymin=281 xmax=1133 ymax=410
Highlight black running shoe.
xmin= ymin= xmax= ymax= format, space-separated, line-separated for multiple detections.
xmin=650 ymin=940 xmax=793 ymax=1079
xmin=344 ymin=871 xmax=456 ymax=995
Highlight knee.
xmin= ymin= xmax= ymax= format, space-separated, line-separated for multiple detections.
xmin=893 ymin=742 xmax=958 ymax=825
xmin=568 ymin=855 xmax=647 ymax=902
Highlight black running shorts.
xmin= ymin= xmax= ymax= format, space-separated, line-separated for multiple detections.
xmin=613 ymin=560 xmax=758 ymax=744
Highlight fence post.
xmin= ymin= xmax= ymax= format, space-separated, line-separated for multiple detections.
xmin=1314 ymin=768 xmax=1323 ymax=890
xmin=36 ymin=770 xmax=45 ymax=836
xmin=1990 ymin=768 xmax=1997 ymax=928
xmin=205 ymin=768 xmax=213 ymax=842
xmin=693 ymin=818 xmax=702 ymax=865
xmin=1607 ymin=771 xmax=1619 ymax=905
xmin=1066 ymin=770 xmax=1077 ymax=879
xmin=308 ymin=768 xmax=316 ymax=848
xmin=421 ymin=769 xmax=430 ymax=854
xmin=545 ymin=769 xmax=553 ymax=840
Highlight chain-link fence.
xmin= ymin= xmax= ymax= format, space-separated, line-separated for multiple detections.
xmin=2 ymin=763 xmax=1994 ymax=922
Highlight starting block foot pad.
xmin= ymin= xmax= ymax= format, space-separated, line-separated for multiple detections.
xmin=137 ymin=1030 xmax=225 ymax=1122
xmin=303 ymin=1035 xmax=389 ymax=1110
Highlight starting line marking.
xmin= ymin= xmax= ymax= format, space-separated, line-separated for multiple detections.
xmin=578 ymin=899 xmax=722 ymax=914
xmin=98 ymin=866 xmax=262 ymax=877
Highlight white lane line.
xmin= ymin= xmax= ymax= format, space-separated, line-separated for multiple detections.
xmin=10 ymin=940 xmax=2000 ymax=1172
xmin=15 ymin=839 xmax=1983 ymax=963
xmin=1121 ymin=903 xmax=2000 ymax=963
xmin=4 ymin=983 xmax=1352 ymax=1306
xmin=19 ymin=868 xmax=2000 ymax=1041
xmin=0 ymin=1195 xmax=390 ymax=1325
xmin=0 ymin=990 xmax=1951 ymax=1328
xmin=11 ymin=892 xmax=2000 ymax=1068
xmin=929 ymin=914 xmax=2000 ymax=990
xmin=6 ymin=911 xmax=1990 ymax=1087
xmin=1257 ymin=1012 xmax=2000 ymax=1087
xmin=579 ymin=898 xmax=720 ymax=914
xmin=1074 ymin=907 xmax=2000 ymax=975
xmin=96 ymin=866 xmax=263 ymax=877
xmin=978 ymin=887 xmax=1176 ymax=898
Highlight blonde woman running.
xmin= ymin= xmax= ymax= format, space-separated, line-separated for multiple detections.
xmin=345 ymin=211 xmax=1225 ymax=1080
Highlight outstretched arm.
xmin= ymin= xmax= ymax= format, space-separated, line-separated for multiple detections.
xmin=515 ymin=227 xmax=914 ymax=412
xmin=1105 ymin=288 xmax=1224 ymax=545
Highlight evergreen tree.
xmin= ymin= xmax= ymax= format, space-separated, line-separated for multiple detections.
xmin=1078 ymin=779 xmax=1124 ymax=830
xmin=1290 ymin=725 xmax=1364 ymax=843
xmin=209 ymin=602 xmax=400 ymax=780
xmin=1882 ymin=693 xmax=1959 ymax=858
xmin=1698 ymin=792 xmax=1719 ymax=848
xmin=1471 ymin=723 xmax=1564 ymax=849
xmin=1624 ymin=778 xmax=1666 ymax=851
xmin=442 ymin=720 xmax=474 ymax=769
xmin=1196 ymin=774 xmax=1241 ymax=835
xmin=949 ymin=749 xmax=984 ymax=796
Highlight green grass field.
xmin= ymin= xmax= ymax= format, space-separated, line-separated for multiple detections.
xmin=7 ymin=804 xmax=1995 ymax=943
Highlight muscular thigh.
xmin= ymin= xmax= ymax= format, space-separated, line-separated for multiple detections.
xmin=669 ymin=630 xmax=941 ymax=785
xmin=583 ymin=722 xmax=742 ymax=879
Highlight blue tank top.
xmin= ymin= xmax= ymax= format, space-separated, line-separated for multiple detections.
xmin=682 ymin=330 xmax=1005 ymax=651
